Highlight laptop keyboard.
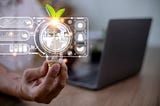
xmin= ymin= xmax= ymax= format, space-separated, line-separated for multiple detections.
xmin=69 ymin=64 xmax=99 ymax=85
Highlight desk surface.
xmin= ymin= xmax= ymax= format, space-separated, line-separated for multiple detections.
xmin=0 ymin=47 xmax=160 ymax=106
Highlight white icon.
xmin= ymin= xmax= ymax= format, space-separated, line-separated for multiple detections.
xmin=77 ymin=33 xmax=84 ymax=42
xmin=31 ymin=45 xmax=35 ymax=49
xmin=37 ymin=20 xmax=41 ymax=23
xmin=76 ymin=46 xmax=85 ymax=54
xmin=19 ymin=44 xmax=23 ymax=52
xmin=77 ymin=22 xmax=83 ymax=28
xmin=24 ymin=20 xmax=32 ymax=25
xmin=23 ymin=45 xmax=28 ymax=52
xmin=9 ymin=45 xmax=14 ymax=52
xmin=75 ymin=21 xmax=86 ymax=31
xmin=22 ymin=33 xmax=28 ymax=39
xmin=14 ymin=45 xmax=18 ymax=52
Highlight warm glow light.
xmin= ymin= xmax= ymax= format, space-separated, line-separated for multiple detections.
xmin=12 ymin=52 xmax=17 ymax=57
xmin=50 ymin=18 xmax=59 ymax=26
xmin=63 ymin=58 xmax=68 ymax=63
xmin=69 ymin=32 xmax=73 ymax=36
xmin=60 ymin=18 xmax=64 ymax=23
xmin=8 ymin=32 xmax=14 ymax=37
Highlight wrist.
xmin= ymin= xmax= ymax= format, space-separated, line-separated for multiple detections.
xmin=15 ymin=77 xmax=25 ymax=100
xmin=16 ymin=79 xmax=33 ymax=101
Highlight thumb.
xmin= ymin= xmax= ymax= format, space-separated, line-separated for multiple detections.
xmin=24 ymin=61 xmax=48 ymax=82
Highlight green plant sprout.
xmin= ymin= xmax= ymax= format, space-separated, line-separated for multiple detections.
xmin=45 ymin=4 xmax=65 ymax=19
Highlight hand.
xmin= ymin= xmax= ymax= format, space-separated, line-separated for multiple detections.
xmin=17 ymin=61 xmax=68 ymax=104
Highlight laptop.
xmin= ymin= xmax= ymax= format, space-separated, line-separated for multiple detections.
xmin=68 ymin=18 xmax=152 ymax=90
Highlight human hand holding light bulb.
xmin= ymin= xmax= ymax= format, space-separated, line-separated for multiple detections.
xmin=0 ymin=4 xmax=68 ymax=104
xmin=0 ymin=3 xmax=88 ymax=103
xmin=0 ymin=59 xmax=68 ymax=104
xmin=18 ymin=60 xmax=68 ymax=103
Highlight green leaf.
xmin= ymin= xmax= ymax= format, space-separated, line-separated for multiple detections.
xmin=45 ymin=4 xmax=56 ymax=17
xmin=55 ymin=8 xmax=65 ymax=18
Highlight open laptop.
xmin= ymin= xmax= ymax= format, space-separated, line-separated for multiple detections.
xmin=68 ymin=18 xmax=152 ymax=90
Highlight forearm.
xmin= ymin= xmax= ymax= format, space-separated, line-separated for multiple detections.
xmin=0 ymin=69 xmax=21 ymax=98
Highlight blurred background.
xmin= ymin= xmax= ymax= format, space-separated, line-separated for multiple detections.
xmin=39 ymin=0 xmax=160 ymax=47
xmin=36 ymin=0 xmax=160 ymax=81
xmin=0 ymin=0 xmax=159 ymax=84
xmin=0 ymin=0 xmax=159 ymax=105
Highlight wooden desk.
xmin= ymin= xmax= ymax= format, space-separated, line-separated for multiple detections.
xmin=0 ymin=47 xmax=159 ymax=106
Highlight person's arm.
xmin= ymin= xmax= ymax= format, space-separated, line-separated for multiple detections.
xmin=0 ymin=61 xmax=68 ymax=104
xmin=0 ymin=68 xmax=21 ymax=98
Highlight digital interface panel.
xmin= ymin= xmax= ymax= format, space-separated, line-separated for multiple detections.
xmin=0 ymin=17 xmax=89 ymax=57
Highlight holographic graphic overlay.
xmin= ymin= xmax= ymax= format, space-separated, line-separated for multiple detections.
xmin=0 ymin=17 xmax=89 ymax=57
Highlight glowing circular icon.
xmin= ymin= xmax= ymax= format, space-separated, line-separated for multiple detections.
xmin=75 ymin=20 xmax=86 ymax=31
xmin=35 ymin=20 xmax=72 ymax=55
xmin=77 ymin=23 xmax=83 ymax=28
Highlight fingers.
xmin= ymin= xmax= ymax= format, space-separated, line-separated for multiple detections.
xmin=57 ymin=61 xmax=68 ymax=87
xmin=40 ymin=61 xmax=49 ymax=76
xmin=35 ymin=63 xmax=60 ymax=96
xmin=38 ymin=62 xmax=67 ymax=94
xmin=43 ymin=63 xmax=60 ymax=86
xmin=48 ymin=62 xmax=68 ymax=96
xmin=47 ymin=61 xmax=68 ymax=90
xmin=30 ymin=62 xmax=68 ymax=103
xmin=24 ymin=61 xmax=48 ymax=82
